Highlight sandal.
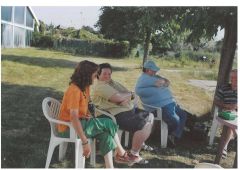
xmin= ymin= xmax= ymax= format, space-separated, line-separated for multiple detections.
xmin=142 ymin=144 xmax=154 ymax=151
xmin=222 ymin=148 xmax=227 ymax=159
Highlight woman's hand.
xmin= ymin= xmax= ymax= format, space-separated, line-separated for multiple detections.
xmin=85 ymin=114 xmax=92 ymax=120
xmin=82 ymin=142 xmax=91 ymax=158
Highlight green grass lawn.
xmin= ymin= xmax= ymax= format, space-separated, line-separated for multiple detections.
xmin=1 ymin=48 xmax=236 ymax=168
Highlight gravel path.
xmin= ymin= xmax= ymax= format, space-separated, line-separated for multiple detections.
xmin=163 ymin=69 xmax=217 ymax=92
xmin=188 ymin=79 xmax=217 ymax=91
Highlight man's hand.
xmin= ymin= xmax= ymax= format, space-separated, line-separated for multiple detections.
xmin=222 ymin=103 xmax=237 ymax=110
xmin=155 ymin=79 xmax=166 ymax=87
xmin=155 ymin=78 xmax=170 ymax=87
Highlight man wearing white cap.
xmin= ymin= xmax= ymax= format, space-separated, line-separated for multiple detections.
xmin=135 ymin=60 xmax=187 ymax=147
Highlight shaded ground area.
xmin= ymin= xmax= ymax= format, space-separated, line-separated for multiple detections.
xmin=49 ymin=115 xmax=237 ymax=168
xmin=1 ymin=80 xmax=236 ymax=168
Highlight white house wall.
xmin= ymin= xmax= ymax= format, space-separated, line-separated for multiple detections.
xmin=1 ymin=6 xmax=38 ymax=48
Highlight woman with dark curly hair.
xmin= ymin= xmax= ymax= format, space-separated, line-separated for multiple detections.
xmin=57 ymin=60 xmax=134 ymax=168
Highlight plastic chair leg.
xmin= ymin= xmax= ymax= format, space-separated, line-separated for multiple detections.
xmin=45 ymin=140 xmax=58 ymax=168
xmin=161 ymin=121 xmax=168 ymax=148
xmin=75 ymin=139 xmax=85 ymax=168
xmin=59 ymin=142 xmax=68 ymax=161
xmin=124 ymin=131 xmax=129 ymax=147
xmin=90 ymin=139 xmax=96 ymax=167
xmin=209 ymin=119 xmax=219 ymax=146
xmin=117 ymin=130 xmax=123 ymax=144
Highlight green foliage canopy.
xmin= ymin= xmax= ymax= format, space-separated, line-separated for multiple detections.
xmin=96 ymin=7 xmax=181 ymax=63
xmin=179 ymin=7 xmax=237 ymax=85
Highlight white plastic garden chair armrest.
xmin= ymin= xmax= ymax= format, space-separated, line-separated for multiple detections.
xmin=48 ymin=118 xmax=77 ymax=139
xmin=141 ymin=102 xmax=163 ymax=120
xmin=133 ymin=96 xmax=139 ymax=108
xmin=48 ymin=117 xmax=72 ymax=127
xmin=95 ymin=108 xmax=117 ymax=124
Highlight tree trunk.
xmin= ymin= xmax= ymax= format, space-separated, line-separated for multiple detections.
xmin=211 ymin=15 xmax=237 ymax=114
xmin=216 ymin=16 xmax=237 ymax=88
xmin=142 ymin=30 xmax=151 ymax=66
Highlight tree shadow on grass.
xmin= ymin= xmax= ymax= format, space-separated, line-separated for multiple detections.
xmin=2 ymin=54 xmax=77 ymax=69
xmin=1 ymin=82 xmax=63 ymax=168
xmin=2 ymin=54 xmax=130 ymax=72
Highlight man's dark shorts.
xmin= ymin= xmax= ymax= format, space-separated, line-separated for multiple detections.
xmin=115 ymin=107 xmax=150 ymax=132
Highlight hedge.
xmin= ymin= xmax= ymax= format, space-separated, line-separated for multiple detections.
xmin=53 ymin=38 xmax=129 ymax=58
xmin=31 ymin=34 xmax=55 ymax=48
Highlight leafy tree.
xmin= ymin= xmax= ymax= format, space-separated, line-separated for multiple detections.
xmin=38 ymin=20 xmax=46 ymax=35
xmin=96 ymin=7 xmax=178 ymax=64
xmin=96 ymin=7 xmax=140 ymax=46
xmin=97 ymin=7 xmax=237 ymax=86
xmin=180 ymin=7 xmax=237 ymax=86
xmin=151 ymin=20 xmax=183 ymax=54
xmin=215 ymin=40 xmax=223 ymax=52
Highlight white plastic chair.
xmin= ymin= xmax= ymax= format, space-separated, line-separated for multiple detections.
xmin=194 ymin=162 xmax=222 ymax=168
xmin=209 ymin=106 xmax=221 ymax=146
xmin=42 ymin=97 xmax=96 ymax=168
xmin=141 ymin=102 xmax=168 ymax=148
xmin=95 ymin=107 xmax=130 ymax=147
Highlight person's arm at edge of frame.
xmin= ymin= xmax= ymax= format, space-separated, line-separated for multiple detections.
xmin=70 ymin=109 xmax=91 ymax=158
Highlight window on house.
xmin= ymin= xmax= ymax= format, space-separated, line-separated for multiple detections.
xmin=26 ymin=8 xmax=34 ymax=28
xmin=14 ymin=6 xmax=25 ymax=25
xmin=1 ymin=23 xmax=13 ymax=48
xmin=25 ymin=30 xmax=32 ymax=46
xmin=14 ymin=26 xmax=25 ymax=47
xmin=1 ymin=6 xmax=12 ymax=22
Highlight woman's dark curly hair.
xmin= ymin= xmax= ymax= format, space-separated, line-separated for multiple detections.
xmin=70 ymin=60 xmax=98 ymax=92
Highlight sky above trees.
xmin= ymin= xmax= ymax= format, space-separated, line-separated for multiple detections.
xmin=32 ymin=6 xmax=101 ymax=29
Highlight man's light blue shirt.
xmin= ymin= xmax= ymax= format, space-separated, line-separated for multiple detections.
xmin=135 ymin=73 xmax=175 ymax=109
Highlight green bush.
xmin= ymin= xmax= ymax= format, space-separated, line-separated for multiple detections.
xmin=31 ymin=33 xmax=55 ymax=48
xmin=53 ymin=38 xmax=130 ymax=58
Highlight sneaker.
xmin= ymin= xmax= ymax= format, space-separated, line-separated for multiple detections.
xmin=114 ymin=151 xmax=132 ymax=165
xmin=142 ymin=144 xmax=154 ymax=151
xmin=127 ymin=151 xmax=149 ymax=166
